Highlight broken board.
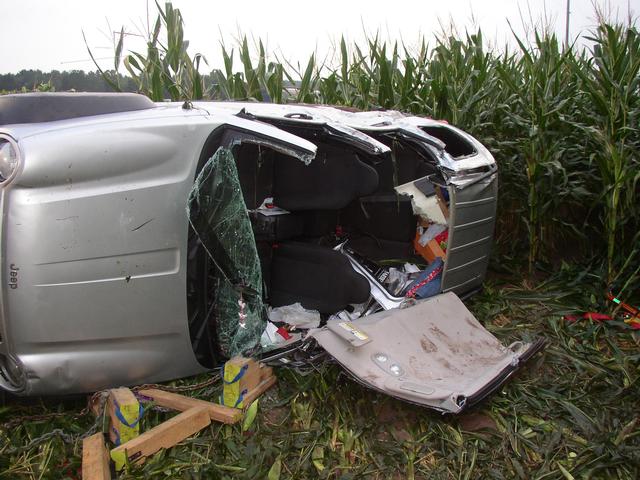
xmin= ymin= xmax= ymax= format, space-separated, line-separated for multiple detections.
xmin=414 ymin=236 xmax=446 ymax=263
xmin=241 ymin=373 xmax=277 ymax=408
xmin=222 ymin=358 xmax=276 ymax=408
xmin=137 ymin=388 xmax=242 ymax=424
xmin=107 ymin=387 xmax=141 ymax=445
xmin=110 ymin=407 xmax=210 ymax=471
xmin=82 ymin=433 xmax=111 ymax=480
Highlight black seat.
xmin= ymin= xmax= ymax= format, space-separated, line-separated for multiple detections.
xmin=273 ymin=145 xmax=379 ymax=211
xmin=269 ymin=242 xmax=370 ymax=314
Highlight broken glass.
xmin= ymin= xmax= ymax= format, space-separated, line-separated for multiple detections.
xmin=187 ymin=147 xmax=264 ymax=358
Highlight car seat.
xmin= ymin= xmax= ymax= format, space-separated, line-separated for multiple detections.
xmin=269 ymin=242 xmax=370 ymax=314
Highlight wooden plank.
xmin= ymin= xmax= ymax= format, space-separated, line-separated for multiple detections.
xmin=260 ymin=365 xmax=273 ymax=380
xmin=107 ymin=388 xmax=140 ymax=445
xmin=238 ymin=358 xmax=263 ymax=392
xmin=227 ymin=357 xmax=262 ymax=389
xmin=138 ymin=388 xmax=242 ymax=425
xmin=223 ymin=357 xmax=272 ymax=408
xmin=82 ymin=433 xmax=111 ymax=480
xmin=241 ymin=375 xmax=277 ymax=408
xmin=110 ymin=407 xmax=210 ymax=471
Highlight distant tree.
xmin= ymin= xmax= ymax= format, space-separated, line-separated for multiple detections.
xmin=0 ymin=69 xmax=137 ymax=93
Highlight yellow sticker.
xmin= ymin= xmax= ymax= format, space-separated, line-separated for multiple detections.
xmin=222 ymin=361 xmax=245 ymax=408
xmin=338 ymin=322 xmax=369 ymax=341
xmin=110 ymin=449 xmax=127 ymax=471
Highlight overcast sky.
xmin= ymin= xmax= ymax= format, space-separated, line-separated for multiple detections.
xmin=1 ymin=0 xmax=636 ymax=74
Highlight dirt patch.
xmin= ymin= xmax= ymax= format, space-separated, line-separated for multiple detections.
xmin=436 ymin=357 xmax=464 ymax=375
xmin=420 ymin=335 xmax=438 ymax=353
xmin=458 ymin=411 xmax=498 ymax=432
xmin=374 ymin=400 xmax=407 ymax=425
xmin=429 ymin=325 xmax=460 ymax=354
xmin=409 ymin=355 xmax=434 ymax=380
xmin=263 ymin=406 xmax=289 ymax=426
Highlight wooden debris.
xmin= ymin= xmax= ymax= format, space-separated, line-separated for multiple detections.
xmin=222 ymin=357 xmax=276 ymax=408
xmin=110 ymin=407 xmax=210 ymax=471
xmin=138 ymin=388 xmax=242 ymax=424
xmin=82 ymin=433 xmax=111 ymax=480
xmin=107 ymin=388 xmax=141 ymax=446
xmin=241 ymin=374 xmax=277 ymax=408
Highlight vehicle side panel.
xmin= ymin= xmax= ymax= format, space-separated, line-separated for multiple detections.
xmin=2 ymin=121 xmax=210 ymax=394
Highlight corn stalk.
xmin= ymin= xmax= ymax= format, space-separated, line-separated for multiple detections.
xmin=575 ymin=24 xmax=640 ymax=283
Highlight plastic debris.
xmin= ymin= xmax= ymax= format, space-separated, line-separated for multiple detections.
xmin=253 ymin=196 xmax=290 ymax=216
xmin=328 ymin=310 xmax=357 ymax=323
xmin=261 ymin=321 xmax=302 ymax=349
xmin=386 ymin=267 xmax=414 ymax=296
xmin=268 ymin=302 xmax=321 ymax=329
xmin=416 ymin=223 xmax=447 ymax=247
xmin=403 ymin=263 xmax=421 ymax=273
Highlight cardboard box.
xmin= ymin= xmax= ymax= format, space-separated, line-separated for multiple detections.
xmin=414 ymin=234 xmax=446 ymax=263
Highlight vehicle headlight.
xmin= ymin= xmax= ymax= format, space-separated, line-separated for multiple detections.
xmin=0 ymin=136 xmax=20 ymax=184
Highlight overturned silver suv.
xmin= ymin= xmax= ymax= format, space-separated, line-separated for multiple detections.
xmin=0 ymin=93 xmax=542 ymax=413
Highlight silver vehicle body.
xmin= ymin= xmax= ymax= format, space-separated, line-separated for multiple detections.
xmin=0 ymin=94 xmax=539 ymax=410
xmin=0 ymin=97 xmax=316 ymax=395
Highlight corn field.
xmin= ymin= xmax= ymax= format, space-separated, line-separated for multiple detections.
xmin=93 ymin=3 xmax=639 ymax=304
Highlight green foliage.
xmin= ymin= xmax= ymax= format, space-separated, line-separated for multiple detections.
xmin=87 ymin=2 xmax=207 ymax=101
xmin=576 ymin=24 xmax=640 ymax=284
xmin=211 ymin=37 xmax=284 ymax=102
xmin=2 ymin=271 xmax=639 ymax=479
xmin=0 ymin=69 xmax=138 ymax=92
xmin=496 ymin=31 xmax=584 ymax=273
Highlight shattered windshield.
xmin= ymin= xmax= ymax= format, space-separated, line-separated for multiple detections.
xmin=187 ymin=147 xmax=265 ymax=357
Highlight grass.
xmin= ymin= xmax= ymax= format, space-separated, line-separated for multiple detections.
xmin=2 ymin=268 xmax=639 ymax=479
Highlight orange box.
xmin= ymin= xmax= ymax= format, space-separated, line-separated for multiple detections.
xmin=414 ymin=234 xmax=446 ymax=263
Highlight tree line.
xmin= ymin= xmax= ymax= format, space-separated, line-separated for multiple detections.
xmin=0 ymin=69 xmax=138 ymax=93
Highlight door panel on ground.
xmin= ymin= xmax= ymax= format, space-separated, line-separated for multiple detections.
xmin=312 ymin=292 xmax=542 ymax=413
